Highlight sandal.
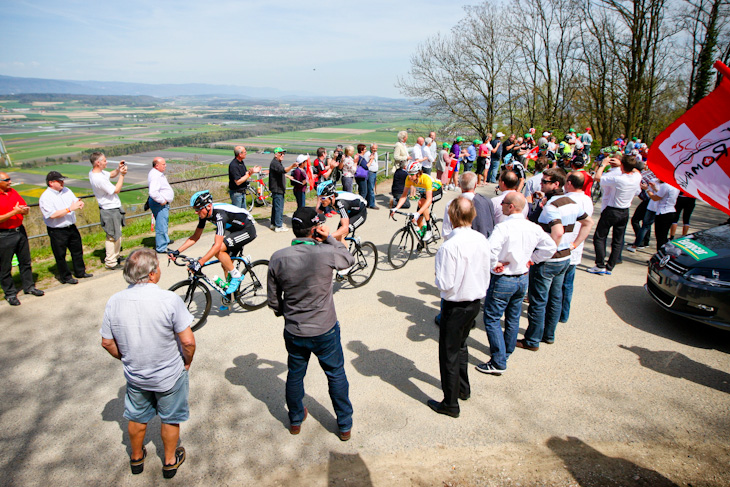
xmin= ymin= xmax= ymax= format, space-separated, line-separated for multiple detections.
xmin=130 ymin=445 xmax=146 ymax=475
xmin=162 ymin=446 xmax=186 ymax=479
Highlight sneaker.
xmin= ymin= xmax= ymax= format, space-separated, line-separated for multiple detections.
xmin=274 ymin=226 xmax=289 ymax=233
xmin=270 ymin=225 xmax=276 ymax=230
xmin=475 ymin=363 xmax=505 ymax=375
xmin=586 ymin=266 xmax=608 ymax=275
xmin=423 ymin=231 xmax=433 ymax=241
xmin=637 ymin=245 xmax=648 ymax=250
xmin=626 ymin=246 xmax=637 ymax=253
xmin=226 ymin=275 xmax=243 ymax=294
xmin=337 ymin=265 xmax=354 ymax=277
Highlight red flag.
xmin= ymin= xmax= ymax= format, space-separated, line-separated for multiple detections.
xmin=648 ymin=60 xmax=730 ymax=216
xmin=525 ymin=146 xmax=539 ymax=161
xmin=305 ymin=158 xmax=315 ymax=191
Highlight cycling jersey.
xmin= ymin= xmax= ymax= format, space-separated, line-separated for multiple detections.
xmin=405 ymin=174 xmax=442 ymax=196
xmin=333 ymin=191 xmax=367 ymax=220
xmin=197 ymin=203 xmax=255 ymax=237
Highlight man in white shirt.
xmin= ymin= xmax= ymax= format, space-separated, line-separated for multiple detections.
xmin=476 ymin=192 xmax=556 ymax=374
xmin=428 ymin=132 xmax=438 ymax=166
xmin=89 ymin=151 xmax=127 ymax=270
xmin=519 ymin=168 xmax=593 ymax=351
xmin=429 ymin=197 xmax=492 ymax=418
xmin=649 ymin=180 xmax=680 ymax=250
xmin=524 ymin=156 xmax=548 ymax=203
xmin=38 ymin=171 xmax=92 ymax=284
xmin=588 ymin=153 xmax=641 ymax=275
xmin=363 ymin=144 xmax=379 ymax=210
xmin=147 ymin=157 xmax=175 ymax=253
xmin=559 ymin=172 xmax=595 ymax=324
xmin=422 ymin=137 xmax=436 ymax=175
xmin=492 ymin=170 xmax=529 ymax=223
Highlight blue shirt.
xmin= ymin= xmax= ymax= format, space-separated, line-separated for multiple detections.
xmin=466 ymin=145 xmax=477 ymax=162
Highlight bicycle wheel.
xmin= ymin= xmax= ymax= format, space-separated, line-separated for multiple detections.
xmin=260 ymin=187 xmax=272 ymax=208
xmin=347 ymin=241 xmax=378 ymax=287
xmin=244 ymin=189 xmax=256 ymax=212
xmin=235 ymin=259 xmax=269 ymax=310
xmin=388 ymin=227 xmax=414 ymax=269
xmin=591 ymin=182 xmax=602 ymax=204
xmin=425 ymin=218 xmax=443 ymax=255
xmin=169 ymin=279 xmax=212 ymax=331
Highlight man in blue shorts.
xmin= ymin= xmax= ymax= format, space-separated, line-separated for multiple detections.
xmin=101 ymin=248 xmax=196 ymax=478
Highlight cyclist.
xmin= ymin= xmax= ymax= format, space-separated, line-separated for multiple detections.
xmin=315 ymin=180 xmax=367 ymax=243
xmin=169 ymin=190 xmax=257 ymax=294
xmin=391 ymin=161 xmax=443 ymax=240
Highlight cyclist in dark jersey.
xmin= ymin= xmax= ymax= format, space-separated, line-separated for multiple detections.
xmin=315 ymin=180 xmax=367 ymax=242
xmin=170 ymin=190 xmax=257 ymax=294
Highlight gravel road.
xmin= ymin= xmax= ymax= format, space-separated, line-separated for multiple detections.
xmin=1 ymin=183 xmax=729 ymax=486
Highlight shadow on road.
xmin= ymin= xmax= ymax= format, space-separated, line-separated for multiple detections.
xmin=347 ymin=340 xmax=439 ymax=405
xmin=101 ymin=385 xmax=166 ymax=463
xmin=547 ymin=436 xmax=678 ymax=486
xmin=605 ymin=285 xmax=730 ymax=353
xmin=328 ymin=452 xmax=373 ymax=487
xmin=224 ymin=353 xmax=336 ymax=433
xmin=620 ymin=345 xmax=730 ymax=394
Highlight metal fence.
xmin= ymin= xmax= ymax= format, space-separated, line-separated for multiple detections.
xmin=25 ymin=153 xmax=392 ymax=241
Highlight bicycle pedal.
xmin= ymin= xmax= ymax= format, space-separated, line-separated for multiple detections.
xmin=221 ymin=296 xmax=232 ymax=305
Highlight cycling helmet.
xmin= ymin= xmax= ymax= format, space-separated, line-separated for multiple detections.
xmin=574 ymin=141 xmax=584 ymax=150
xmin=190 ymin=190 xmax=213 ymax=209
xmin=406 ymin=161 xmax=422 ymax=174
xmin=316 ymin=179 xmax=336 ymax=197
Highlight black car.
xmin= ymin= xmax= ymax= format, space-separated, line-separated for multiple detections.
xmin=646 ymin=222 xmax=730 ymax=330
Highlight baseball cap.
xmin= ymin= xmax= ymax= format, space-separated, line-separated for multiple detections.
xmin=585 ymin=127 xmax=591 ymax=132
xmin=442 ymin=142 xmax=450 ymax=149
xmin=291 ymin=207 xmax=321 ymax=232
xmin=273 ymin=147 xmax=286 ymax=153
xmin=571 ymin=157 xmax=586 ymax=168
xmin=296 ymin=154 xmax=308 ymax=164
xmin=456 ymin=136 xmax=465 ymax=142
xmin=473 ymin=139 xmax=482 ymax=145
xmin=524 ymin=133 xmax=531 ymax=138
xmin=496 ymin=132 xmax=505 ymax=138
xmin=46 ymin=171 xmax=66 ymax=183
xmin=569 ymin=128 xmax=576 ymax=133
xmin=542 ymin=131 xmax=550 ymax=137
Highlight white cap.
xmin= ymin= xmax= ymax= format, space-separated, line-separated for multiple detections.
xmin=296 ymin=154 xmax=308 ymax=164
xmin=574 ymin=141 xmax=584 ymax=150
xmin=496 ymin=132 xmax=505 ymax=138
xmin=542 ymin=131 xmax=550 ymax=137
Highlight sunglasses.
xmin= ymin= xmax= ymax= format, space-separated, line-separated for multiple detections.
xmin=541 ymin=179 xmax=556 ymax=184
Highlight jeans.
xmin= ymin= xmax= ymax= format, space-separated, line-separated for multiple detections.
xmin=559 ymin=264 xmax=576 ymax=323
xmin=488 ymin=158 xmax=500 ymax=183
xmin=342 ymin=177 xmax=353 ymax=193
xmin=366 ymin=171 xmax=377 ymax=208
xmin=524 ymin=259 xmax=571 ymax=348
xmin=593 ymin=207 xmax=629 ymax=271
xmin=463 ymin=162 xmax=473 ymax=173
xmin=148 ymin=199 xmax=170 ymax=252
xmin=632 ymin=207 xmax=655 ymax=248
xmin=356 ymin=179 xmax=367 ymax=200
xmin=294 ymin=191 xmax=305 ymax=209
xmin=271 ymin=193 xmax=284 ymax=228
xmin=439 ymin=299 xmax=481 ymax=412
xmin=284 ymin=323 xmax=353 ymax=432
xmin=483 ymin=273 xmax=529 ymax=369
xmin=630 ymin=198 xmax=650 ymax=246
xmin=230 ymin=190 xmax=246 ymax=209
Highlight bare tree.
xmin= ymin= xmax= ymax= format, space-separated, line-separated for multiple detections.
xmin=397 ymin=2 xmax=513 ymax=138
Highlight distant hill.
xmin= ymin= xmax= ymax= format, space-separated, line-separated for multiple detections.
xmin=0 ymin=74 xmax=407 ymax=103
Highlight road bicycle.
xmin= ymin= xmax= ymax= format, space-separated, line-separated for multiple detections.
xmin=590 ymin=177 xmax=602 ymax=204
xmin=387 ymin=210 xmax=442 ymax=269
xmin=243 ymin=169 xmax=272 ymax=212
xmin=168 ymin=253 xmax=269 ymax=331
xmin=335 ymin=230 xmax=378 ymax=287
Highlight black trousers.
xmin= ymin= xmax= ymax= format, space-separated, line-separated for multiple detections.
xmin=593 ymin=207 xmax=629 ymax=271
xmin=47 ymin=225 xmax=86 ymax=280
xmin=654 ymin=213 xmax=676 ymax=250
xmin=0 ymin=226 xmax=34 ymax=297
xmin=438 ymin=298 xmax=481 ymax=412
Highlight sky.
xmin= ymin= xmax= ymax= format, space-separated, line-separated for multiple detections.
xmin=0 ymin=0 xmax=470 ymax=98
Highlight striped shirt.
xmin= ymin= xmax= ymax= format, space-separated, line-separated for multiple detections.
xmin=197 ymin=203 xmax=254 ymax=236
xmin=538 ymin=193 xmax=590 ymax=261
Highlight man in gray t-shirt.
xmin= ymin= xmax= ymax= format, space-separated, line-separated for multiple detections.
xmin=101 ymin=249 xmax=195 ymax=478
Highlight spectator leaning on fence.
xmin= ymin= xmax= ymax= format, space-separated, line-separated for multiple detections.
xmin=147 ymin=157 xmax=175 ymax=254
xmin=228 ymin=145 xmax=261 ymax=209
xmin=0 ymin=171 xmax=44 ymax=306
xmin=89 ymin=152 xmax=127 ymax=270
xmin=38 ymin=171 xmax=92 ymax=285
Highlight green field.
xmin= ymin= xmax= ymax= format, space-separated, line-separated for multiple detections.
xmin=8 ymin=163 xmax=91 ymax=177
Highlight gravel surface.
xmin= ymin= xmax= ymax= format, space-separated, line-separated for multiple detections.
xmin=1 ymin=183 xmax=729 ymax=486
